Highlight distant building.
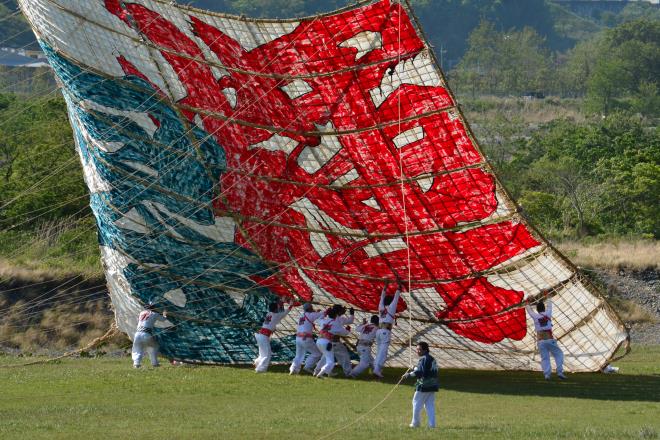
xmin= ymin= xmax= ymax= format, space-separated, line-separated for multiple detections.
xmin=0 ymin=47 xmax=49 ymax=67
xmin=554 ymin=0 xmax=659 ymax=4
xmin=553 ymin=0 xmax=659 ymax=18
xmin=22 ymin=49 xmax=48 ymax=60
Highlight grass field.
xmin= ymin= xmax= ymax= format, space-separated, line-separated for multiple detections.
xmin=1 ymin=346 xmax=659 ymax=440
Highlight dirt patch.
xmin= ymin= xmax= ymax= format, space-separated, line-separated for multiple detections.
xmin=589 ymin=268 xmax=660 ymax=345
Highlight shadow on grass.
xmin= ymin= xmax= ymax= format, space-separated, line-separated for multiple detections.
xmin=375 ymin=368 xmax=660 ymax=402
xmin=178 ymin=363 xmax=660 ymax=402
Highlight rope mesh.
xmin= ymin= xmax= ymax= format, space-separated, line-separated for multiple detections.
xmin=17 ymin=0 xmax=629 ymax=372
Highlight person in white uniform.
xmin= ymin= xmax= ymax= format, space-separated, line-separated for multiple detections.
xmin=350 ymin=315 xmax=379 ymax=378
xmin=330 ymin=305 xmax=355 ymax=376
xmin=525 ymin=292 xmax=566 ymax=380
xmin=289 ymin=303 xmax=325 ymax=375
xmin=373 ymin=281 xmax=401 ymax=378
xmin=314 ymin=305 xmax=355 ymax=377
xmin=254 ymin=300 xmax=292 ymax=373
xmin=132 ymin=302 xmax=168 ymax=368
xmin=314 ymin=307 xmax=338 ymax=377
xmin=403 ymin=341 xmax=439 ymax=428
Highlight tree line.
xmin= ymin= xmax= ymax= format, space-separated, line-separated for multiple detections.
xmin=480 ymin=114 xmax=659 ymax=239
xmin=450 ymin=18 xmax=660 ymax=118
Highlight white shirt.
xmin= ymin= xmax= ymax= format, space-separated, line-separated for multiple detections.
xmin=317 ymin=316 xmax=334 ymax=340
xmin=330 ymin=315 xmax=355 ymax=336
xmin=136 ymin=310 xmax=166 ymax=332
xmin=526 ymin=301 xmax=553 ymax=332
xmin=356 ymin=323 xmax=378 ymax=344
xmin=296 ymin=311 xmax=325 ymax=333
xmin=261 ymin=309 xmax=290 ymax=331
xmin=379 ymin=288 xmax=401 ymax=325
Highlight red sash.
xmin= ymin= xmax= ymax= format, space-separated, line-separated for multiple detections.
xmin=258 ymin=328 xmax=273 ymax=337
xmin=537 ymin=330 xmax=553 ymax=340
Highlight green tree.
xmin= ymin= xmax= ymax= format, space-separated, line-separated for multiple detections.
xmin=592 ymin=121 xmax=660 ymax=237
xmin=585 ymin=19 xmax=660 ymax=116
xmin=0 ymin=94 xmax=89 ymax=229
xmin=451 ymin=21 xmax=552 ymax=96
xmin=504 ymin=115 xmax=660 ymax=238
xmin=519 ymin=190 xmax=562 ymax=231
xmin=0 ymin=3 xmax=37 ymax=48
xmin=557 ymin=34 xmax=606 ymax=97
xmin=526 ymin=155 xmax=599 ymax=237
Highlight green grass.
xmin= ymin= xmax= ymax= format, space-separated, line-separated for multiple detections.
xmin=1 ymin=346 xmax=659 ymax=439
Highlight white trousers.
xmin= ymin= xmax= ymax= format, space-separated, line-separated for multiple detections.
xmin=350 ymin=344 xmax=373 ymax=377
xmin=374 ymin=328 xmax=391 ymax=374
xmin=132 ymin=331 xmax=159 ymax=367
xmin=315 ymin=338 xmax=335 ymax=376
xmin=538 ymin=339 xmax=564 ymax=378
xmin=314 ymin=356 xmax=326 ymax=375
xmin=411 ymin=391 xmax=436 ymax=428
xmin=333 ymin=342 xmax=352 ymax=376
xmin=254 ymin=333 xmax=272 ymax=373
xmin=289 ymin=337 xmax=322 ymax=373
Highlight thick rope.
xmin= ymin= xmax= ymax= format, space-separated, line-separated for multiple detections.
xmin=394 ymin=0 xmax=414 ymax=369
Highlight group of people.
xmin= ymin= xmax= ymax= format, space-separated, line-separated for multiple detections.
xmin=256 ymin=281 xmax=402 ymax=379
xmin=131 ymin=285 xmax=565 ymax=429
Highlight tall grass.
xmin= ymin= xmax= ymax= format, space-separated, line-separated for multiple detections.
xmin=461 ymin=95 xmax=585 ymax=125
xmin=558 ymin=240 xmax=659 ymax=270
xmin=0 ymin=216 xmax=102 ymax=279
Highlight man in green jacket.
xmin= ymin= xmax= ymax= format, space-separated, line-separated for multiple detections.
xmin=403 ymin=341 xmax=439 ymax=428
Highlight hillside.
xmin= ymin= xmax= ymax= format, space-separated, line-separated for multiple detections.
xmin=0 ymin=2 xmax=36 ymax=49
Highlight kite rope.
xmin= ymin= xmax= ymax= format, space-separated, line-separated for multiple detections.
xmin=0 ymin=8 xmax=23 ymax=24
xmin=0 ymin=26 xmax=35 ymax=48
xmin=318 ymin=4 xmax=417 ymax=439
xmin=0 ymin=64 xmax=54 ymax=94
xmin=316 ymin=367 xmax=412 ymax=440
xmin=394 ymin=0 xmax=414 ymax=368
